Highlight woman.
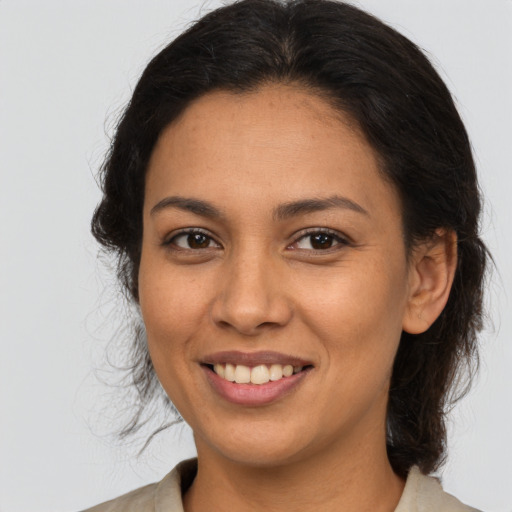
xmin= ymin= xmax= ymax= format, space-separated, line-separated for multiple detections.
xmin=84 ymin=0 xmax=488 ymax=510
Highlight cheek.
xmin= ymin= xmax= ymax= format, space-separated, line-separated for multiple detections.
xmin=296 ymin=259 xmax=408 ymax=428
xmin=296 ymin=254 xmax=408 ymax=364
xmin=138 ymin=259 xmax=214 ymax=412
xmin=138 ymin=255 xmax=211 ymax=362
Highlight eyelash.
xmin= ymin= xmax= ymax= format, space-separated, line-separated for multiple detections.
xmin=289 ymin=228 xmax=350 ymax=252
xmin=163 ymin=228 xmax=350 ymax=253
xmin=164 ymin=228 xmax=221 ymax=251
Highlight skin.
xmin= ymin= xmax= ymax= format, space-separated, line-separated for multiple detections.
xmin=138 ymin=84 xmax=457 ymax=512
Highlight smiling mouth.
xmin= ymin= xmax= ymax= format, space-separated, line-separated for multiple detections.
xmin=205 ymin=363 xmax=312 ymax=385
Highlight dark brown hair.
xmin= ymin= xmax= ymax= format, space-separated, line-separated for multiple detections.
xmin=92 ymin=0 xmax=489 ymax=477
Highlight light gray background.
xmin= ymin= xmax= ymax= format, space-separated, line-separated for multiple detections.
xmin=0 ymin=1 xmax=510 ymax=511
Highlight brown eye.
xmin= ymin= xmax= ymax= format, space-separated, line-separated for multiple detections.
xmin=310 ymin=233 xmax=335 ymax=249
xmin=169 ymin=230 xmax=220 ymax=250
xmin=187 ymin=233 xmax=210 ymax=249
xmin=292 ymin=230 xmax=348 ymax=251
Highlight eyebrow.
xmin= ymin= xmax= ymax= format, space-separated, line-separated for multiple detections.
xmin=150 ymin=194 xmax=368 ymax=220
xmin=273 ymin=195 xmax=369 ymax=220
xmin=150 ymin=196 xmax=223 ymax=219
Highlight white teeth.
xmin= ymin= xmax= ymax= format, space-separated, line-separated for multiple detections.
xmin=234 ymin=364 xmax=251 ymax=384
xmin=214 ymin=364 xmax=225 ymax=378
xmin=224 ymin=363 xmax=236 ymax=382
xmin=251 ymin=365 xmax=270 ymax=385
xmin=269 ymin=364 xmax=283 ymax=381
xmin=212 ymin=363 xmax=306 ymax=384
xmin=282 ymin=365 xmax=293 ymax=377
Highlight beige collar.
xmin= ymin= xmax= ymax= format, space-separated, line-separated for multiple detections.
xmin=153 ymin=459 xmax=479 ymax=512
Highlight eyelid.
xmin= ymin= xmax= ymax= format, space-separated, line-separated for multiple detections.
xmin=287 ymin=227 xmax=352 ymax=251
xmin=163 ymin=227 xmax=222 ymax=249
xmin=161 ymin=226 xmax=351 ymax=252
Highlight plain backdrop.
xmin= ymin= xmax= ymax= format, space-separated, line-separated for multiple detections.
xmin=0 ymin=1 xmax=510 ymax=511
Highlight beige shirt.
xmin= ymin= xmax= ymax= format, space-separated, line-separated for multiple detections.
xmin=81 ymin=459 xmax=481 ymax=512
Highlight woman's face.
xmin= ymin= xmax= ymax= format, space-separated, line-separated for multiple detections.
xmin=139 ymin=84 xmax=415 ymax=467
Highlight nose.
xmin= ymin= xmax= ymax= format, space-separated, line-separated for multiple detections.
xmin=211 ymin=249 xmax=293 ymax=336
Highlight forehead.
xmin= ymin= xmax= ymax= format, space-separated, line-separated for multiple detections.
xmin=153 ymin=83 xmax=362 ymax=156
xmin=144 ymin=84 xmax=399 ymax=220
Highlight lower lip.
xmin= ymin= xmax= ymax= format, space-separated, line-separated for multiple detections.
xmin=203 ymin=366 xmax=311 ymax=406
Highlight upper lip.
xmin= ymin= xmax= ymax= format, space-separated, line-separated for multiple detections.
xmin=202 ymin=351 xmax=313 ymax=367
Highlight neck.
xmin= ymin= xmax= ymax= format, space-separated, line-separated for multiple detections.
xmin=183 ymin=430 xmax=404 ymax=512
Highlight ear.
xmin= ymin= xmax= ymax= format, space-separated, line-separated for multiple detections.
xmin=402 ymin=229 xmax=457 ymax=334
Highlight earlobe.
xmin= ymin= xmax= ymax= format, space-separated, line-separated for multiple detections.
xmin=402 ymin=229 xmax=457 ymax=334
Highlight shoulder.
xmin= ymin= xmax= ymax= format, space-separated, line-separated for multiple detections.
xmin=79 ymin=481 xmax=158 ymax=512
xmin=79 ymin=458 xmax=197 ymax=512
xmin=396 ymin=466 xmax=482 ymax=512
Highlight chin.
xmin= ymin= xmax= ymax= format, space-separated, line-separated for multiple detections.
xmin=195 ymin=419 xmax=318 ymax=469
xmin=219 ymin=444 xmax=309 ymax=469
